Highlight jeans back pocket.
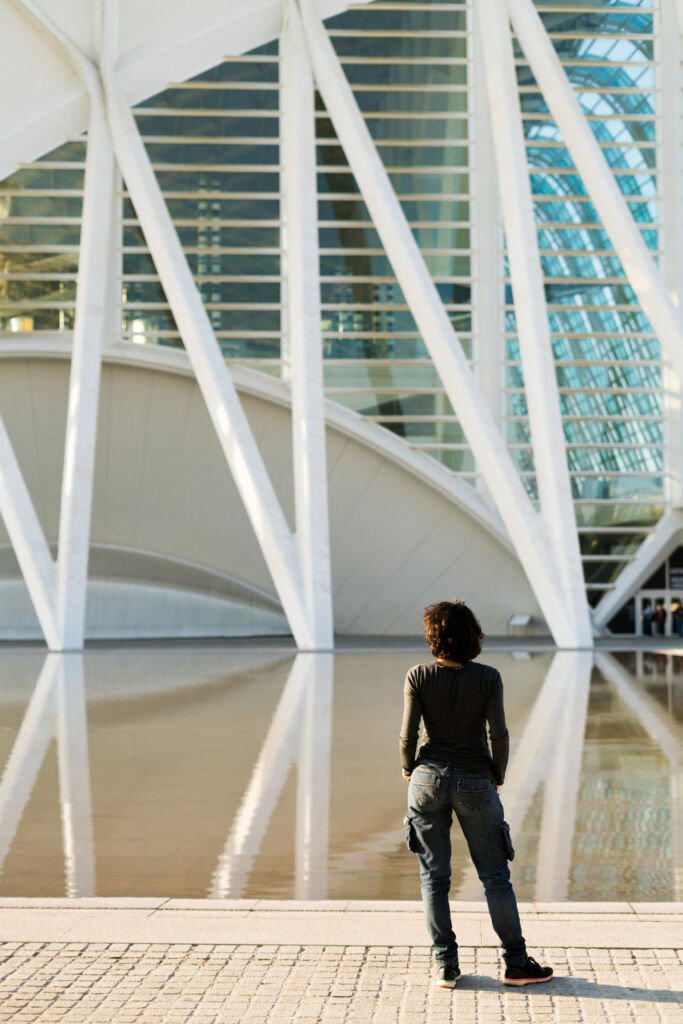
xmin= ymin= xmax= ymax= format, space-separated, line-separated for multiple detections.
xmin=409 ymin=767 xmax=441 ymax=810
xmin=456 ymin=776 xmax=493 ymax=811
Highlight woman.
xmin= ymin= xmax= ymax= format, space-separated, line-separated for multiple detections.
xmin=400 ymin=600 xmax=553 ymax=989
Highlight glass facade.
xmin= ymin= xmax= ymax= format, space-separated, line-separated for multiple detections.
xmin=0 ymin=0 xmax=670 ymax=620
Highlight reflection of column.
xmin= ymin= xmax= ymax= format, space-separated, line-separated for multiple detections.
xmin=57 ymin=655 xmax=95 ymax=897
xmin=0 ymin=656 xmax=59 ymax=872
xmin=210 ymin=655 xmax=310 ymax=898
xmin=295 ymin=654 xmax=333 ymax=899
xmin=211 ymin=653 xmax=334 ymax=899
xmin=596 ymin=652 xmax=683 ymax=900
xmin=535 ymin=652 xmax=592 ymax=900
xmin=0 ymin=654 xmax=95 ymax=895
xmin=456 ymin=651 xmax=589 ymax=899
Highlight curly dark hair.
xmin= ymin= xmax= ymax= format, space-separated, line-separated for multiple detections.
xmin=422 ymin=600 xmax=483 ymax=663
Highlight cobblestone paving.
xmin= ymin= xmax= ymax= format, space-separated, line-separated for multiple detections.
xmin=0 ymin=943 xmax=681 ymax=1023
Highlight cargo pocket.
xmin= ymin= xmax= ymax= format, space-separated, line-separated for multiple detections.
xmin=403 ymin=815 xmax=420 ymax=853
xmin=501 ymin=821 xmax=515 ymax=861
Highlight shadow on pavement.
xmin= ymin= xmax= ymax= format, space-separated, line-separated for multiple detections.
xmin=455 ymin=976 xmax=683 ymax=1003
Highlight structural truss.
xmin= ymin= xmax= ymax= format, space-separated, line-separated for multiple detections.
xmin=0 ymin=0 xmax=682 ymax=649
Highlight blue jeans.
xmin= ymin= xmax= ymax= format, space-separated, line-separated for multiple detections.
xmin=405 ymin=760 xmax=527 ymax=969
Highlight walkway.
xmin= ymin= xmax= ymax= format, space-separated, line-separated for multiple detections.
xmin=0 ymin=901 xmax=681 ymax=1022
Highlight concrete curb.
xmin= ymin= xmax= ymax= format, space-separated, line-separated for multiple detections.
xmin=0 ymin=900 xmax=681 ymax=948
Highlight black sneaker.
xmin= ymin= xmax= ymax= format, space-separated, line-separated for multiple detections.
xmin=436 ymin=965 xmax=461 ymax=989
xmin=504 ymin=956 xmax=553 ymax=986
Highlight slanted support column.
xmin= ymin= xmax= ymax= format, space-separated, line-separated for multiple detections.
xmin=477 ymin=0 xmax=591 ymax=645
xmin=281 ymin=0 xmax=333 ymax=649
xmin=658 ymin=0 xmax=683 ymax=510
xmin=296 ymin=0 xmax=577 ymax=646
xmin=0 ymin=423 xmax=59 ymax=648
xmin=470 ymin=0 xmax=504 ymax=499
xmin=96 ymin=9 xmax=316 ymax=649
xmin=56 ymin=108 xmax=116 ymax=648
xmin=9 ymin=0 xmax=114 ymax=651
xmin=505 ymin=0 xmax=683 ymax=384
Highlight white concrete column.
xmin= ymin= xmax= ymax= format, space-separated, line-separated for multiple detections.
xmin=0 ymin=422 xmax=59 ymax=648
xmin=505 ymin=0 xmax=683 ymax=384
xmin=281 ymin=0 xmax=334 ymax=649
xmin=477 ymin=0 xmax=591 ymax=645
xmin=56 ymin=108 xmax=116 ymax=648
xmin=0 ymin=656 xmax=58 ymax=872
xmin=56 ymin=655 xmax=95 ymax=897
xmin=470 ymin=0 xmax=504 ymax=501
xmin=658 ymin=0 xmax=683 ymax=510
xmin=97 ymin=19 xmax=317 ymax=649
xmin=296 ymin=0 xmax=577 ymax=646
xmin=295 ymin=654 xmax=333 ymax=899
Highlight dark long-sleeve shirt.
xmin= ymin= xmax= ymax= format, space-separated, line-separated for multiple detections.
xmin=399 ymin=660 xmax=510 ymax=785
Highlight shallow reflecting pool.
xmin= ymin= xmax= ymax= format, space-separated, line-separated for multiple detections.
xmin=0 ymin=645 xmax=681 ymax=902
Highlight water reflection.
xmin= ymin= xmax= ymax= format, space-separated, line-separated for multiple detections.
xmin=0 ymin=654 xmax=94 ymax=897
xmin=0 ymin=646 xmax=680 ymax=901
xmin=211 ymin=653 xmax=333 ymax=899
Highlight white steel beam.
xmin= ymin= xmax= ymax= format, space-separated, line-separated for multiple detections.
xmin=0 ymin=420 xmax=59 ymax=648
xmin=56 ymin=109 xmax=115 ymax=649
xmin=10 ymin=0 xmax=114 ymax=651
xmin=477 ymin=0 xmax=591 ymax=645
xmin=658 ymin=0 xmax=683 ymax=511
xmin=56 ymin=656 xmax=95 ymax=897
xmin=97 ymin=7 xmax=315 ymax=650
xmin=593 ymin=510 xmax=683 ymax=628
xmin=296 ymin=0 xmax=578 ymax=646
xmin=470 ymin=0 xmax=504 ymax=501
xmin=13 ymin=0 xmax=317 ymax=651
xmin=281 ymin=0 xmax=334 ymax=649
xmin=506 ymin=0 xmax=683 ymax=384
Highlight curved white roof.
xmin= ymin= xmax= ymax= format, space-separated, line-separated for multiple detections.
xmin=0 ymin=346 xmax=543 ymax=638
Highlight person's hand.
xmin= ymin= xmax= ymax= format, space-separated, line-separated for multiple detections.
xmin=402 ymin=770 xmax=411 ymax=781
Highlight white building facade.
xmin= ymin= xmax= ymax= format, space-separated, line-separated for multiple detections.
xmin=0 ymin=0 xmax=681 ymax=647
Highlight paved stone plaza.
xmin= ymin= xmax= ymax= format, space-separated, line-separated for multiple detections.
xmin=0 ymin=903 xmax=681 ymax=1023
xmin=0 ymin=941 xmax=681 ymax=1023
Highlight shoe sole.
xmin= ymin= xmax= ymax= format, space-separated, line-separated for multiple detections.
xmin=436 ymin=973 xmax=461 ymax=989
xmin=504 ymin=974 xmax=553 ymax=986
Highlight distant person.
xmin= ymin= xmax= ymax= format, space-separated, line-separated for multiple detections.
xmin=642 ymin=602 xmax=654 ymax=636
xmin=400 ymin=600 xmax=553 ymax=990
xmin=653 ymin=600 xmax=667 ymax=636
xmin=674 ymin=602 xmax=683 ymax=638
